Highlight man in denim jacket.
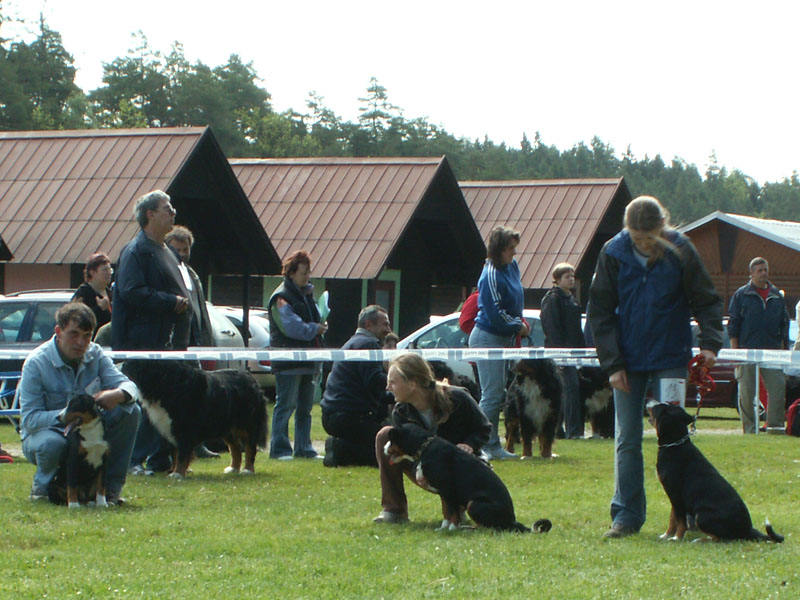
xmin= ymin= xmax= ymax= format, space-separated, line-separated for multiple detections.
xmin=728 ymin=257 xmax=790 ymax=433
xmin=20 ymin=303 xmax=140 ymax=503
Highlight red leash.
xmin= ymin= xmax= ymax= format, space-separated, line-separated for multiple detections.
xmin=687 ymin=354 xmax=716 ymax=432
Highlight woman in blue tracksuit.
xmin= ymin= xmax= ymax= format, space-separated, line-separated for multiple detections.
xmin=468 ymin=226 xmax=530 ymax=460
xmin=588 ymin=196 xmax=723 ymax=539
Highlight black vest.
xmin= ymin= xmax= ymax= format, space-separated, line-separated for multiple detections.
xmin=268 ymin=278 xmax=321 ymax=371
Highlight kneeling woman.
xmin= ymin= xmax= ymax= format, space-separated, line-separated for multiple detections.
xmin=374 ymin=353 xmax=491 ymax=524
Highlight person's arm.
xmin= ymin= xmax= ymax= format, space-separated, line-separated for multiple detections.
xmin=540 ymin=293 xmax=565 ymax=347
xmin=450 ymin=390 xmax=491 ymax=452
xmin=587 ymin=249 xmax=625 ymax=376
xmin=116 ymin=245 xmax=182 ymax=315
xmin=477 ymin=265 xmax=524 ymax=336
xmin=271 ymin=299 xmax=321 ymax=342
xmin=96 ymin=351 xmax=139 ymax=405
xmin=727 ymin=289 xmax=742 ymax=349
xmin=679 ymin=240 xmax=724 ymax=358
xmin=18 ymin=358 xmax=60 ymax=435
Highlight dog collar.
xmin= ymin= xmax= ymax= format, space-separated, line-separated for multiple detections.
xmin=658 ymin=433 xmax=691 ymax=448
xmin=414 ymin=436 xmax=437 ymax=460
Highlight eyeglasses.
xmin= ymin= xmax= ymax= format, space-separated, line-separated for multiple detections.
xmin=156 ymin=203 xmax=176 ymax=216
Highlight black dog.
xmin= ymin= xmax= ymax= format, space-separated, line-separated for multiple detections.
xmin=578 ymin=367 xmax=614 ymax=439
xmin=48 ymin=393 xmax=109 ymax=508
xmin=503 ymin=359 xmax=562 ymax=458
xmin=648 ymin=402 xmax=783 ymax=542
xmin=384 ymin=423 xmax=552 ymax=533
xmin=122 ymin=360 xmax=268 ymax=479
xmin=429 ymin=361 xmax=481 ymax=403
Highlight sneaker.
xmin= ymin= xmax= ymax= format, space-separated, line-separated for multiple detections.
xmin=323 ymin=437 xmax=337 ymax=468
xmin=373 ymin=510 xmax=409 ymax=524
xmin=603 ymin=523 xmax=637 ymax=539
xmin=275 ymin=455 xmax=293 ymax=461
xmin=482 ymin=446 xmax=518 ymax=461
xmin=30 ymin=491 xmax=48 ymax=502
xmin=106 ymin=491 xmax=126 ymax=506
xmin=128 ymin=464 xmax=146 ymax=476
xmin=195 ymin=444 xmax=221 ymax=459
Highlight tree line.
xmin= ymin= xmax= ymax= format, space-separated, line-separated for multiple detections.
xmin=2 ymin=15 xmax=799 ymax=225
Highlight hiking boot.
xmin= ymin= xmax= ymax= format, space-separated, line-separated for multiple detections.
xmin=603 ymin=523 xmax=637 ymax=539
xmin=373 ymin=510 xmax=409 ymax=524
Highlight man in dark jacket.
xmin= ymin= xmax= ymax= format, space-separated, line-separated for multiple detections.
xmin=165 ymin=225 xmax=212 ymax=347
xmin=540 ymin=262 xmax=586 ymax=439
xmin=113 ymin=190 xmax=191 ymax=474
xmin=728 ymin=257 xmax=790 ymax=433
xmin=320 ymin=305 xmax=393 ymax=467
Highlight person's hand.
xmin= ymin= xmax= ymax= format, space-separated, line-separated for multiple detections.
xmin=97 ymin=296 xmax=110 ymax=311
xmin=700 ymin=349 xmax=717 ymax=369
xmin=174 ymin=296 xmax=189 ymax=314
xmin=317 ymin=322 xmax=328 ymax=335
xmin=609 ymin=369 xmax=630 ymax=393
xmin=519 ymin=321 xmax=531 ymax=337
xmin=456 ymin=443 xmax=473 ymax=454
xmin=94 ymin=389 xmax=125 ymax=411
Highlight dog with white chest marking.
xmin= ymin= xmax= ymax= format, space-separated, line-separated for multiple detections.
xmin=122 ymin=360 xmax=268 ymax=479
xmin=48 ymin=393 xmax=109 ymax=508
xmin=578 ymin=367 xmax=614 ymax=439
xmin=503 ymin=359 xmax=562 ymax=458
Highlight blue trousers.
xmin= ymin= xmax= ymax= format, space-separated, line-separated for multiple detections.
xmin=270 ymin=372 xmax=318 ymax=458
xmin=23 ymin=403 xmax=141 ymax=496
xmin=469 ymin=326 xmax=515 ymax=450
xmin=610 ymin=367 xmax=686 ymax=531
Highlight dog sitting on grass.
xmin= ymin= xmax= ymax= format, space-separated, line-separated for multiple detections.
xmin=48 ymin=393 xmax=109 ymax=508
xmin=648 ymin=401 xmax=783 ymax=542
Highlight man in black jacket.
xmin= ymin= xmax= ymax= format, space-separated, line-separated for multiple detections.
xmin=320 ymin=305 xmax=393 ymax=467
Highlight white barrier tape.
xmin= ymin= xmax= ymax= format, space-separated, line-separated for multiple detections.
xmin=0 ymin=346 xmax=797 ymax=367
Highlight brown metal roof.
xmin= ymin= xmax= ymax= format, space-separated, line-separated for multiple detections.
xmin=230 ymin=156 xmax=463 ymax=279
xmin=460 ymin=178 xmax=629 ymax=289
xmin=0 ymin=127 xmax=279 ymax=274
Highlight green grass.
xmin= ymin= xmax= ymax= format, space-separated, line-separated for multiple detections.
xmin=1 ymin=407 xmax=798 ymax=599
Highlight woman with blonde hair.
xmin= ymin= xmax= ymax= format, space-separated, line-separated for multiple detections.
xmin=372 ymin=353 xmax=491 ymax=524
xmin=588 ymin=195 xmax=723 ymax=539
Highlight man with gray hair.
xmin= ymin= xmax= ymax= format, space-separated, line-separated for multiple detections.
xmin=320 ymin=305 xmax=393 ymax=467
xmin=728 ymin=257 xmax=790 ymax=433
xmin=112 ymin=190 xmax=192 ymax=473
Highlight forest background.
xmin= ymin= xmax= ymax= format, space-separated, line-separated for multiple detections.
xmin=2 ymin=12 xmax=799 ymax=225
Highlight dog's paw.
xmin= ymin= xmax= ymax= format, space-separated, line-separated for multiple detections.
xmin=439 ymin=519 xmax=451 ymax=530
xmin=239 ymin=469 xmax=254 ymax=476
xmin=167 ymin=472 xmax=184 ymax=480
xmin=223 ymin=466 xmax=239 ymax=474
xmin=68 ymin=502 xmax=82 ymax=509
xmin=95 ymin=496 xmax=108 ymax=508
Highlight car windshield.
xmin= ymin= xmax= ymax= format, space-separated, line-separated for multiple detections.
xmin=0 ymin=302 xmax=29 ymax=343
xmin=30 ymin=302 xmax=62 ymax=342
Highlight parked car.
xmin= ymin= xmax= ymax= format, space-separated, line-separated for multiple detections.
xmin=396 ymin=309 xmax=544 ymax=382
xmin=215 ymin=306 xmax=275 ymax=396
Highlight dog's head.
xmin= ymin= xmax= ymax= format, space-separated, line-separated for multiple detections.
xmin=647 ymin=401 xmax=694 ymax=445
xmin=384 ymin=424 xmax=433 ymax=465
xmin=62 ymin=393 xmax=100 ymax=433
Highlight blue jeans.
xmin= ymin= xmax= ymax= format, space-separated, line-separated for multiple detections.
xmin=469 ymin=326 xmax=514 ymax=450
xmin=611 ymin=367 xmax=686 ymax=531
xmin=23 ymin=403 xmax=141 ymax=496
xmin=270 ymin=372 xmax=317 ymax=458
xmin=561 ymin=366 xmax=583 ymax=439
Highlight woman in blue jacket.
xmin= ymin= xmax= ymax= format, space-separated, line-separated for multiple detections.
xmin=468 ymin=226 xmax=530 ymax=460
xmin=588 ymin=196 xmax=723 ymax=539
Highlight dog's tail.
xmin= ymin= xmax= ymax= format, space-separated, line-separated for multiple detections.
xmin=746 ymin=519 xmax=784 ymax=543
xmin=532 ymin=518 xmax=552 ymax=534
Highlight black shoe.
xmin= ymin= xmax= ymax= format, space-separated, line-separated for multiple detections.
xmin=195 ymin=444 xmax=221 ymax=459
xmin=323 ymin=437 xmax=337 ymax=468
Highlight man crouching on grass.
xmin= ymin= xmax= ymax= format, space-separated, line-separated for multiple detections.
xmin=19 ymin=303 xmax=141 ymax=505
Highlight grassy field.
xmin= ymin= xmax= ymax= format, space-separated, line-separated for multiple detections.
xmin=0 ymin=406 xmax=797 ymax=599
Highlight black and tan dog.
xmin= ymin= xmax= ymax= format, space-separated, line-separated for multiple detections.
xmin=578 ymin=366 xmax=614 ymax=439
xmin=122 ymin=360 xmax=268 ymax=479
xmin=503 ymin=359 xmax=562 ymax=458
xmin=648 ymin=402 xmax=783 ymax=542
xmin=48 ymin=393 xmax=109 ymax=508
xmin=385 ymin=423 xmax=552 ymax=533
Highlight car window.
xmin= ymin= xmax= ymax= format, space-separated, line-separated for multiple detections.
xmin=691 ymin=320 xmax=731 ymax=349
xmin=414 ymin=319 xmax=468 ymax=349
xmin=30 ymin=302 xmax=62 ymax=342
xmin=0 ymin=302 xmax=29 ymax=342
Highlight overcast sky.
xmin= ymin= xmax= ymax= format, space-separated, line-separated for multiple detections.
xmin=5 ymin=0 xmax=799 ymax=184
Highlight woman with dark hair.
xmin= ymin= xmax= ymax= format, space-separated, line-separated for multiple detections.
xmin=468 ymin=226 xmax=530 ymax=460
xmin=588 ymin=196 xmax=723 ymax=539
xmin=267 ymin=250 xmax=328 ymax=460
xmin=71 ymin=252 xmax=113 ymax=338
xmin=373 ymin=353 xmax=491 ymax=524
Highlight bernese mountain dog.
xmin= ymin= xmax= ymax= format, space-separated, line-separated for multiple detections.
xmin=48 ymin=393 xmax=109 ymax=508
xmin=578 ymin=366 xmax=614 ymax=439
xmin=122 ymin=360 xmax=268 ymax=479
xmin=384 ymin=423 xmax=551 ymax=533
xmin=648 ymin=401 xmax=783 ymax=542
xmin=503 ymin=359 xmax=562 ymax=458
